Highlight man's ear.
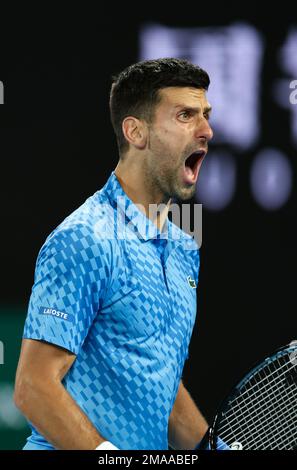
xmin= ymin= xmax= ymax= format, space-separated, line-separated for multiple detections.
xmin=122 ymin=116 xmax=148 ymax=150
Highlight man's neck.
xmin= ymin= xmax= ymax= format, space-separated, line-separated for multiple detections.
xmin=114 ymin=163 xmax=171 ymax=233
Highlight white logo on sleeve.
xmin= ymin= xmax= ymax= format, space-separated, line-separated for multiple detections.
xmin=39 ymin=307 xmax=74 ymax=323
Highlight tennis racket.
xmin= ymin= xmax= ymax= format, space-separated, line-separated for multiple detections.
xmin=199 ymin=340 xmax=297 ymax=450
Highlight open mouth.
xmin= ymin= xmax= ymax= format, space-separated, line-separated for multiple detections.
xmin=183 ymin=150 xmax=206 ymax=185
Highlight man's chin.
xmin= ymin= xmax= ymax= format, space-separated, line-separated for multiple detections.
xmin=173 ymin=184 xmax=196 ymax=201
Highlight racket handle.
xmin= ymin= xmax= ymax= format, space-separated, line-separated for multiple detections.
xmin=195 ymin=428 xmax=211 ymax=449
xmin=195 ymin=429 xmax=231 ymax=450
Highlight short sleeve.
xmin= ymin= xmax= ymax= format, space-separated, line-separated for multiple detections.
xmin=23 ymin=223 xmax=111 ymax=355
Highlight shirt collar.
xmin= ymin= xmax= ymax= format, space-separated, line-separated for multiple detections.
xmin=101 ymin=171 xmax=192 ymax=243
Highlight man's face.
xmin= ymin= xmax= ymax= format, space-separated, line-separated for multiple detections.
xmin=144 ymin=86 xmax=213 ymax=201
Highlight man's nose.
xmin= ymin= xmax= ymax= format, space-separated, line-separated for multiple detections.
xmin=195 ymin=118 xmax=213 ymax=142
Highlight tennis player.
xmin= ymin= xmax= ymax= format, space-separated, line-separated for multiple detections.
xmin=14 ymin=58 xmax=214 ymax=450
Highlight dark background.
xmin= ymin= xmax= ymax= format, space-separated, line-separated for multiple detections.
xmin=0 ymin=9 xmax=296 ymax=448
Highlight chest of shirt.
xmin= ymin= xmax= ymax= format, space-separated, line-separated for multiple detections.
xmin=98 ymin=238 xmax=198 ymax=343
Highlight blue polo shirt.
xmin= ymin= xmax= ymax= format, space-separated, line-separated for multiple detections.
xmin=23 ymin=171 xmax=200 ymax=450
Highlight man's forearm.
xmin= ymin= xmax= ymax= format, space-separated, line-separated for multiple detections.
xmin=168 ymin=382 xmax=208 ymax=450
xmin=16 ymin=377 xmax=106 ymax=450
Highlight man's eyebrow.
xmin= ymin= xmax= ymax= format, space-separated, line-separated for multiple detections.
xmin=204 ymin=106 xmax=212 ymax=114
xmin=174 ymin=104 xmax=212 ymax=114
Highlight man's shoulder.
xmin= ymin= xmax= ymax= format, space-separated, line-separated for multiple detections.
xmin=41 ymin=191 xmax=117 ymax=256
xmin=59 ymin=190 xmax=114 ymax=232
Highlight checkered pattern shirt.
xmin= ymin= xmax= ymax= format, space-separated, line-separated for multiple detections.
xmin=23 ymin=171 xmax=200 ymax=450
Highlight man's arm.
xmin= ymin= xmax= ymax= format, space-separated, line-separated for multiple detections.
xmin=14 ymin=339 xmax=107 ymax=450
xmin=168 ymin=380 xmax=208 ymax=450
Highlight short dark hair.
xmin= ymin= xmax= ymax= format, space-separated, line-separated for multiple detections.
xmin=109 ymin=58 xmax=210 ymax=156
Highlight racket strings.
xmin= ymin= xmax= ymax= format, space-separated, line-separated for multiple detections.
xmin=234 ymin=403 xmax=297 ymax=449
xmin=221 ymin=391 xmax=297 ymax=449
xmin=228 ymin=354 xmax=293 ymax=406
xmin=218 ymin=361 xmax=297 ymax=448
xmin=220 ymin=356 xmax=296 ymax=423
xmin=219 ymin=360 xmax=296 ymax=432
xmin=215 ymin=351 xmax=297 ymax=449
xmin=221 ymin=381 xmax=297 ymax=447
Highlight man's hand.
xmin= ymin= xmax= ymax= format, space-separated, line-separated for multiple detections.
xmin=195 ymin=433 xmax=231 ymax=450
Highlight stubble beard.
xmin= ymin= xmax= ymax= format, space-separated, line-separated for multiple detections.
xmin=145 ymin=129 xmax=196 ymax=202
xmin=142 ymin=154 xmax=195 ymax=203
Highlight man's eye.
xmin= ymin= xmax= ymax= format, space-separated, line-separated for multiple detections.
xmin=179 ymin=111 xmax=191 ymax=119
